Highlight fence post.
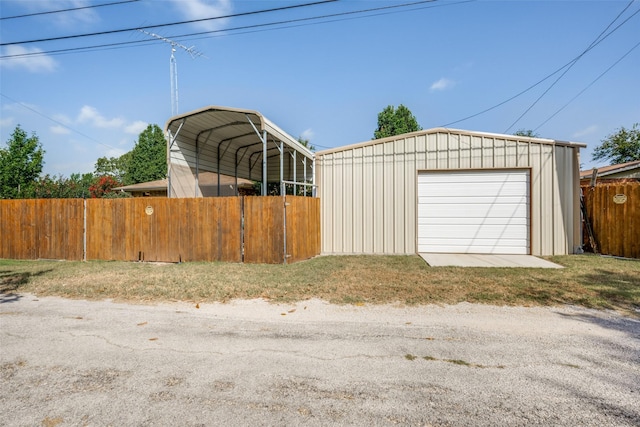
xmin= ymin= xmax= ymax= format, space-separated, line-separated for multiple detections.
xmin=283 ymin=195 xmax=287 ymax=265
xmin=83 ymin=199 xmax=87 ymax=261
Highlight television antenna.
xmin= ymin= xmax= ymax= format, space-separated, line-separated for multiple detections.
xmin=138 ymin=29 xmax=205 ymax=116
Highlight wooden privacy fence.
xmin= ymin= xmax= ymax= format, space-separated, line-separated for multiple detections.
xmin=581 ymin=182 xmax=640 ymax=259
xmin=0 ymin=196 xmax=320 ymax=264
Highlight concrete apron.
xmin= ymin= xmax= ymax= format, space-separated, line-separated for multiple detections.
xmin=419 ymin=253 xmax=563 ymax=268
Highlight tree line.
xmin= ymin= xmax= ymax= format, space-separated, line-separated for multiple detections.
xmin=0 ymin=124 xmax=166 ymax=199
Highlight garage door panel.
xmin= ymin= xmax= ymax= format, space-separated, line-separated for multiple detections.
xmin=418 ymin=172 xmax=528 ymax=183
xmin=418 ymin=237 xmax=529 ymax=247
xmin=418 ymin=224 xmax=528 ymax=239
xmin=418 ymin=217 xmax=528 ymax=226
xmin=418 ymin=204 xmax=529 ymax=218
xmin=418 ymin=195 xmax=527 ymax=204
xmin=418 ymin=242 xmax=529 ymax=255
xmin=417 ymin=169 xmax=530 ymax=255
xmin=418 ymin=182 xmax=527 ymax=197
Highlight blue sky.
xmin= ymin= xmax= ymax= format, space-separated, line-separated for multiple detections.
xmin=1 ymin=0 xmax=639 ymax=177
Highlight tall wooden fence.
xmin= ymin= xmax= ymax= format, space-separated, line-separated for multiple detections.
xmin=0 ymin=196 xmax=320 ymax=264
xmin=581 ymin=182 xmax=640 ymax=259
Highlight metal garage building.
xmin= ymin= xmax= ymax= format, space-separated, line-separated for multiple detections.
xmin=316 ymin=128 xmax=586 ymax=257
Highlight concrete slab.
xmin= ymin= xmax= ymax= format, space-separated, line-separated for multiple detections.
xmin=419 ymin=253 xmax=563 ymax=268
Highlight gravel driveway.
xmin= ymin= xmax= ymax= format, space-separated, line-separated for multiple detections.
xmin=1 ymin=294 xmax=638 ymax=426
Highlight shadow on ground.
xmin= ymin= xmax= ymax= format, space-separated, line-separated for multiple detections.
xmin=579 ymin=268 xmax=640 ymax=317
xmin=0 ymin=269 xmax=53 ymax=304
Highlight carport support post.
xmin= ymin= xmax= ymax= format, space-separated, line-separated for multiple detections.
xmin=262 ymin=130 xmax=267 ymax=196
xmin=280 ymin=141 xmax=284 ymax=196
xmin=293 ymin=151 xmax=297 ymax=195
xmin=281 ymin=141 xmax=287 ymax=264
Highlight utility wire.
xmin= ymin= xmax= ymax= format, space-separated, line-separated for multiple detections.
xmin=533 ymin=40 xmax=640 ymax=133
xmin=140 ymin=0 xmax=443 ymax=43
xmin=0 ymin=0 xmax=458 ymax=60
xmin=0 ymin=0 xmax=337 ymax=46
xmin=0 ymin=93 xmax=120 ymax=152
xmin=441 ymin=4 xmax=640 ymax=129
xmin=159 ymin=0 xmax=460 ymax=45
xmin=503 ymin=1 xmax=640 ymax=133
xmin=0 ymin=0 xmax=140 ymax=20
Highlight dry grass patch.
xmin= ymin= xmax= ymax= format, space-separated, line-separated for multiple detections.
xmin=0 ymin=254 xmax=638 ymax=315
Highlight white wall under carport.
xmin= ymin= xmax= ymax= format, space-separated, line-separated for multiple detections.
xmin=315 ymin=128 xmax=585 ymax=257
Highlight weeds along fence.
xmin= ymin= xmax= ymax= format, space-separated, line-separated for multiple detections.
xmin=0 ymin=196 xmax=320 ymax=264
xmin=581 ymin=182 xmax=640 ymax=259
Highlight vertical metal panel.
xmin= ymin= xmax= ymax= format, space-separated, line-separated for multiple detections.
xmin=362 ymin=145 xmax=374 ymax=253
xmin=316 ymin=129 xmax=583 ymax=256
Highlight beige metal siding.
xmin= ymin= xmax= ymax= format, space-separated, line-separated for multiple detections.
xmin=316 ymin=129 xmax=583 ymax=256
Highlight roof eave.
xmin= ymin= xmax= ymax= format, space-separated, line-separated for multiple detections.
xmin=316 ymin=127 xmax=587 ymax=156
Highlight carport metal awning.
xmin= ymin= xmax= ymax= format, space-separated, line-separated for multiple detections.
xmin=165 ymin=106 xmax=315 ymax=198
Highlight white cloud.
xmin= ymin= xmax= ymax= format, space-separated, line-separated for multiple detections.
xmin=76 ymin=106 xmax=125 ymax=128
xmin=300 ymin=128 xmax=314 ymax=141
xmin=0 ymin=45 xmax=58 ymax=73
xmin=125 ymin=121 xmax=148 ymax=135
xmin=430 ymin=77 xmax=455 ymax=92
xmin=173 ymin=0 xmax=233 ymax=31
xmin=0 ymin=116 xmax=14 ymax=128
xmin=52 ymin=114 xmax=73 ymax=126
xmin=50 ymin=125 xmax=71 ymax=135
xmin=572 ymin=125 xmax=598 ymax=139
xmin=105 ymin=147 xmax=128 ymax=158
xmin=20 ymin=0 xmax=98 ymax=27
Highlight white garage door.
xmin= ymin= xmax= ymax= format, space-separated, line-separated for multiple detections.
xmin=417 ymin=169 xmax=530 ymax=254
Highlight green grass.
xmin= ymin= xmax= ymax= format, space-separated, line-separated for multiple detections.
xmin=1 ymin=254 xmax=638 ymax=316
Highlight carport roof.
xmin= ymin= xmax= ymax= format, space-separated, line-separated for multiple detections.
xmin=164 ymin=105 xmax=314 ymax=160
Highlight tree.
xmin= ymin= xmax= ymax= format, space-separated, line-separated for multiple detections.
xmin=592 ymin=123 xmax=640 ymax=164
xmin=297 ymin=136 xmax=315 ymax=151
xmin=124 ymin=124 xmax=167 ymax=185
xmin=89 ymin=175 xmax=123 ymax=198
xmin=34 ymin=173 xmax=96 ymax=198
xmin=94 ymin=152 xmax=130 ymax=182
xmin=513 ymin=129 xmax=539 ymax=138
xmin=0 ymin=125 xmax=45 ymax=199
xmin=373 ymin=104 xmax=421 ymax=139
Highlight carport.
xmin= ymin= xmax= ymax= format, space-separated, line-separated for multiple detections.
xmin=165 ymin=106 xmax=315 ymax=198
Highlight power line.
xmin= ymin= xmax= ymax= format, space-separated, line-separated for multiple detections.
xmin=503 ymin=1 xmax=640 ymax=133
xmin=0 ymin=93 xmax=120 ymax=152
xmin=0 ymin=0 xmax=338 ymax=47
xmin=533 ymin=40 xmax=640 ymax=133
xmin=154 ymin=0 xmax=459 ymax=45
xmin=0 ymin=0 xmax=460 ymax=60
xmin=0 ymin=0 xmax=140 ymax=20
xmin=441 ymin=4 xmax=640 ymax=129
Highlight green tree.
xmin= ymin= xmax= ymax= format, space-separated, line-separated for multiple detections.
xmin=124 ymin=124 xmax=167 ymax=185
xmin=592 ymin=123 xmax=640 ymax=164
xmin=70 ymin=173 xmax=97 ymax=198
xmin=297 ymin=136 xmax=315 ymax=151
xmin=373 ymin=104 xmax=422 ymax=139
xmin=513 ymin=129 xmax=539 ymax=138
xmin=34 ymin=173 xmax=95 ymax=199
xmin=0 ymin=125 xmax=45 ymax=199
xmin=94 ymin=152 xmax=130 ymax=182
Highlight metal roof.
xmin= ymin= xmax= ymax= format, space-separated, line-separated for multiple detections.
xmin=165 ymin=106 xmax=314 ymax=197
xmin=579 ymin=160 xmax=640 ymax=179
xmin=315 ymin=127 xmax=587 ymax=156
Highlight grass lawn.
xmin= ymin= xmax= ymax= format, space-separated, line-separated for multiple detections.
xmin=1 ymin=254 xmax=638 ymax=316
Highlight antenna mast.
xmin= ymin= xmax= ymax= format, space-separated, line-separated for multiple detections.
xmin=138 ymin=30 xmax=204 ymax=116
